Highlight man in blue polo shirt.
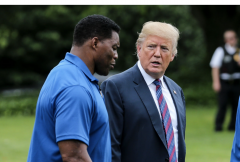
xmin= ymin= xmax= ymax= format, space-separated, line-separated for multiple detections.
xmin=27 ymin=15 xmax=120 ymax=162
xmin=231 ymin=97 xmax=240 ymax=162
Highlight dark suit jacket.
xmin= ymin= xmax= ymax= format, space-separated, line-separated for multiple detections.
xmin=101 ymin=64 xmax=186 ymax=162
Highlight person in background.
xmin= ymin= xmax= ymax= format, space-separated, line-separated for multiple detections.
xmin=231 ymin=97 xmax=240 ymax=162
xmin=101 ymin=21 xmax=186 ymax=162
xmin=210 ymin=30 xmax=240 ymax=132
xmin=27 ymin=14 xmax=120 ymax=162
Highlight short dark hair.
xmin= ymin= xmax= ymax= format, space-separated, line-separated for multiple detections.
xmin=73 ymin=14 xmax=121 ymax=46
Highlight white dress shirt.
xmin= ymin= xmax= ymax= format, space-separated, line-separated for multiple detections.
xmin=210 ymin=43 xmax=240 ymax=80
xmin=137 ymin=61 xmax=179 ymax=159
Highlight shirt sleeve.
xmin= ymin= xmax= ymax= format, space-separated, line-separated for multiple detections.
xmin=230 ymin=97 xmax=240 ymax=162
xmin=210 ymin=47 xmax=224 ymax=68
xmin=54 ymin=85 xmax=93 ymax=146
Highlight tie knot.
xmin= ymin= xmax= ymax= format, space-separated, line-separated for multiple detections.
xmin=153 ymin=79 xmax=161 ymax=86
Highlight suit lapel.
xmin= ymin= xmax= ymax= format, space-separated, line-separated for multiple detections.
xmin=132 ymin=64 xmax=168 ymax=150
xmin=163 ymin=76 xmax=183 ymax=129
xmin=163 ymin=76 xmax=185 ymax=158
xmin=164 ymin=77 xmax=179 ymax=112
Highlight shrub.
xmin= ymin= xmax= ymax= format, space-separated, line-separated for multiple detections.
xmin=0 ymin=91 xmax=38 ymax=116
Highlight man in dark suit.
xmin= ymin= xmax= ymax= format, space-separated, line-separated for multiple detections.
xmin=101 ymin=21 xmax=186 ymax=162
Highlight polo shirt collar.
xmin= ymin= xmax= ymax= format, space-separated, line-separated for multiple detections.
xmin=137 ymin=60 xmax=165 ymax=88
xmin=64 ymin=52 xmax=99 ymax=83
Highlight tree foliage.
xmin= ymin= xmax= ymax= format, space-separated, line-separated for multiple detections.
xmin=0 ymin=5 xmax=208 ymax=89
xmin=3 ymin=5 xmax=240 ymax=94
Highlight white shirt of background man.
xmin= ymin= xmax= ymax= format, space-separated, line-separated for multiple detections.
xmin=210 ymin=43 xmax=239 ymax=68
xmin=210 ymin=43 xmax=240 ymax=80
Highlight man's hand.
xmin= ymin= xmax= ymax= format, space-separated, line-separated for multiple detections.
xmin=237 ymin=60 xmax=240 ymax=66
xmin=213 ymin=81 xmax=221 ymax=92
xmin=58 ymin=140 xmax=92 ymax=162
xmin=212 ymin=68 xmax=221 ymax=93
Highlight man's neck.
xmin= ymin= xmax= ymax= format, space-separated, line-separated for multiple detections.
xmin=226 ymin=43 xmax=237 ymax=48
xmin=70 ymin=45 xmax=95 ymax=75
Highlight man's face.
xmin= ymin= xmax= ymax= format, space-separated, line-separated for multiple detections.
xmin=137 ymin=35 xmax=174 ymax=79
xmin=225 ymin=31 xmax=238 ymax=47
xmin=94 ymin=31 xmax=120 ymax=76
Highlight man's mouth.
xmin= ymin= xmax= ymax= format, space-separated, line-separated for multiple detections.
xmin=110 ymin=64 xmax=115 ymax=69
xmin=151 ymin=61 xmax=160 ymax=65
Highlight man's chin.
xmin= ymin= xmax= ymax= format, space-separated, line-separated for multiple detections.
xmin=96 ymin=71 xmax=109 ymax=76
xmin=147 ymin=70 xmax=164 ymax=79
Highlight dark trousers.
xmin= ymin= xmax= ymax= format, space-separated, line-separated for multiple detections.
xmin=215 ymin=80 xmax=240 ymax=130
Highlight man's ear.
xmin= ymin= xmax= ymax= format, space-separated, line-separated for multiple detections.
xmin=170 ymin=54 xmax=175 ymax=62
xmin=91 ymin=37 xmax=99 ymax=50
xmin=137 ymin=45 xmax=141 ymax=57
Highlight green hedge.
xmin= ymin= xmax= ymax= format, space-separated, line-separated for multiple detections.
xmin=183 ymin=84 xmax=216 ymax=106
xmin=0 ymin=83 xmax=218 ymax=116
xmin=0 ymin=92 xmax=38 ymax=116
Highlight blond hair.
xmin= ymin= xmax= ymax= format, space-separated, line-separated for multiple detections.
xmin=136 ymin=21 xmax=180 ymax=56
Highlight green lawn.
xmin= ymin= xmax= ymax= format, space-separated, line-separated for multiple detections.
xmin=186 ymin=106 xmax=235 ymax=162
xmin=0 ymin=106 xmax=235 ymax=162
xmin=0 ymin=116 xmax=35 ymax=162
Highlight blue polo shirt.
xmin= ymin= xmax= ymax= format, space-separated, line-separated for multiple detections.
xmin=27 ymin=52 xmax=111 ymax=162
xmin=231 ymin=97 xmax=240 ymax=162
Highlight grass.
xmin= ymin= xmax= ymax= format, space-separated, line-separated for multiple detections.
xmin=0 ymin=105 xmax=235 ymax=162
xmin=186 ymin=105 xmax=235 ymax=162
xmin=0 ymin=116 xmax=35 ymax=162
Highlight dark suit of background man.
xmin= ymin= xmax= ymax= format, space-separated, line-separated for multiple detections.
xmin=101 ymin=21 xmax=186 ymax=162
xmin=210 ymin=30 xmax=240 ymax=131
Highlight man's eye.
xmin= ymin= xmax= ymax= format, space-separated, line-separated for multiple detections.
xmin=162 ymin=47 xmax=168 ymax=51
xmin=148 ymin=45 xmax=155 ymax=48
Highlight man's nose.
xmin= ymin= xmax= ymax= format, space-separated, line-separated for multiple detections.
xmin=113 ymin=51 xmax=118 ymax=60
xmin=154 ymin=46 xmax=161 ymax=57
